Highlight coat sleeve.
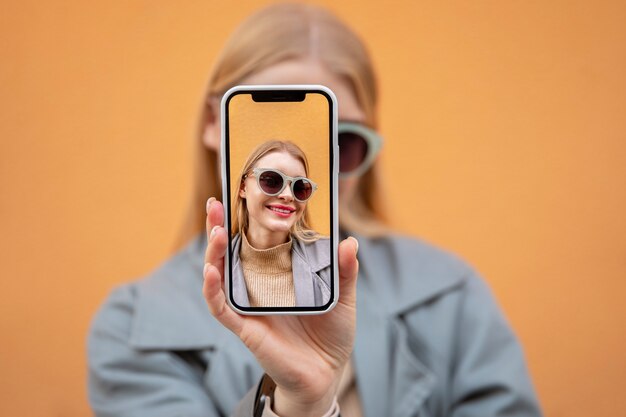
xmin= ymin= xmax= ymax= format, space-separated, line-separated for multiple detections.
xmin=87 ymin=285 xmax=259 ymax=417
xmin=449 ymin=272 xmax=543 ymax=417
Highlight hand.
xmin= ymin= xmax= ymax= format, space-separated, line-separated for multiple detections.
xmin=202 ymin=197 xmax=359 ymax=417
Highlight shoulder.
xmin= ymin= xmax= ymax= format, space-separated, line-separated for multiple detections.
xmin=366 ymin=231 xmax=517 ymax=325
xmin=362 ymin=232 xmax=471 ymax=277
xmin=89 ymin=234 xmax=227 ymax=351
xmin=355 ymin=231 xmax=490 ymax=314
xmin=88 ymin=282 xmax=137 ymax=349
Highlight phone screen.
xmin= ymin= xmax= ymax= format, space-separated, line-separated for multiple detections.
xmin=222 ymin=86 xmax=337 ymax=314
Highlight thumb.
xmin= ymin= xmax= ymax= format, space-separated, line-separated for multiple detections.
xmin=337 ymin=236 xmax=359 ymax=307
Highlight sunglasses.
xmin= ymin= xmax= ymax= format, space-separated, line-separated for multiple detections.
xmin=249 ymin=168 xmax=318 ymax=202
xmin=338 ymin=121 xmax=383 ymax=178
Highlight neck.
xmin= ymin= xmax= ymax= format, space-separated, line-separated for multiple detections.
xmin=245 ymin=227 xmax=290 ymax=249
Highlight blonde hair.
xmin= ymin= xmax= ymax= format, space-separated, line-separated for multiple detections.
xmin=233 ymin=140 xmax=320 ymax=243
xmin=175 ymin=3 xmax=387 ymax=250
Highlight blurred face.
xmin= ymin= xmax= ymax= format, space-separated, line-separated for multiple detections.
xmin=203 ymin=59 xmax=367 ymax=205
xmin=241 ymin=150 xmax=308 ymax=240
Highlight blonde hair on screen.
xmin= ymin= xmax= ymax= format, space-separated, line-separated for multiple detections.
xmin=233 ymin=140 xmax=320 ymax=243
xmin=175 ymin=3 xmax=387 ymax=250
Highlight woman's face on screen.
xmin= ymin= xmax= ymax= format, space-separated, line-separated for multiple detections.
xmin=241 ymin=151 xmax=307 ymax=238
xmin=203 ymin=59 xmax=367 ymax=205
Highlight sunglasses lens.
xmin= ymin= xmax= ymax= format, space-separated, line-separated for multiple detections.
xmin=293 ymin=179 xmax=313 ymax=201
xmin=258 ymin=170 xmax=284 ymax=194
xmin=339 ymin=132 xmax=369 ymax=173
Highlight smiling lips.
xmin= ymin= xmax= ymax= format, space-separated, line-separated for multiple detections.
xmin=266 ymin=204 xmax=296 ymax=218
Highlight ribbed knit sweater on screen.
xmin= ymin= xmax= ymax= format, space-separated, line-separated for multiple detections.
xmin=240 ymin=233 xmax=296 ymax=307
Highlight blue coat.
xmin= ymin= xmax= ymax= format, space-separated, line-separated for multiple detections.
xmin=88 ymin=232 xmax=543 ymax=417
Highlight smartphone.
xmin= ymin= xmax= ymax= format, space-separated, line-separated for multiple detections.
xmin=221 ymin=85 xmax=338 ymax=315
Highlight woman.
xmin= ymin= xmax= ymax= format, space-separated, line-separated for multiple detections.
xmin=230 ymin=140 xmax=331 ymax=308
xmin=88 ymin=3 xmax=543 ymax=417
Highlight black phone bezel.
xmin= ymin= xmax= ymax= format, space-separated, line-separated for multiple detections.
xmin=223 ymin=87 xmax=336 ymax=313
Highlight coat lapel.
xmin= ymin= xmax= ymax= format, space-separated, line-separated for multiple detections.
xmin=388 ymin=319 xmax=436 ymax=417
xmin=291 ymin=247 xmax=317 ymax=306
xmin=351 ymin=232 xmax=464 ymax=417
xmin=354 ymin=282 xmax=391 ymax=417
xmin=231 ymin=234 xmax=251 ymax=308
xmin=354 ymin=305 xmax=437 ymax=417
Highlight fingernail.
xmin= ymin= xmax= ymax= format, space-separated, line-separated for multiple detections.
xmin=349 ymin=236 xmax=359 ymax=255
xmin=206 ymin=197 xmax=216 ymax=213
xmin=203 ymin=262 xmax=211 ymax=276
xmin=210 ymin=225 xmax=219 ymax=241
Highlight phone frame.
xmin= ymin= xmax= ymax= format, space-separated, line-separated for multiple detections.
xmin=220 ymin=84 xmax=339 ymax=315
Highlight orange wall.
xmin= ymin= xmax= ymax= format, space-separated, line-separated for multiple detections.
xmin=1 ymin=1 xmax=624 ymax=416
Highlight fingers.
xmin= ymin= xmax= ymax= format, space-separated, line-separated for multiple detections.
xmin=337 ymin=237 xmax=359 ymax=307
xmin=205 ymin=226 xmax=227 ymax=273
xmin=203 ymin=262 xmax=244 ymax=336
xmin=204 ymin=198 xmax=226 ymax=268
xmin=206 ymin=197 xmax=224 ymax=230
xmin=202 ymin=197 xmax=243 ymax=334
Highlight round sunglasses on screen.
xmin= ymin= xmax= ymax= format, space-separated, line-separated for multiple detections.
xmin=338 ymin=121 xmax=383 ymax=178
xmin=251 ymin=168 xmax=318 ymax=202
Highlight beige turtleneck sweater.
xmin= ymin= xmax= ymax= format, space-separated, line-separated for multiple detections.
xmin=240 ymin=233 xmax=296 ymax=307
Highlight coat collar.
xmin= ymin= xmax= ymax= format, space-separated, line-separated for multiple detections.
xmin=348 ymin=230 xmax=466 ymax=417
xmin=349 ymin=230 xmax=466 ymax=316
